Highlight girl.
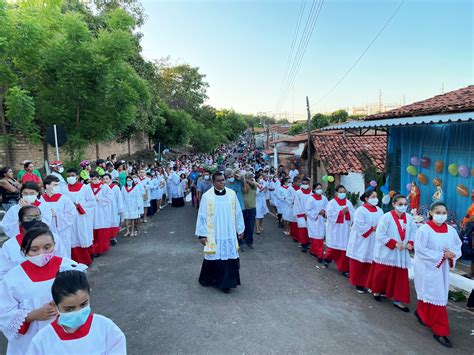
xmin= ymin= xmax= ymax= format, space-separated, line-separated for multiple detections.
xmin=121 ymin=176 xmax=141 ymax=237
xmin=0 ymin=226 xmax=79 ymax=355
xmin=305 ymin=183 xmax=328 ymax=263
xmin=117 ymin=162 xmax=127 ymax=188
xmin=346 ymin=190 xmax=383 ymax=293
xmin=414 ymin=202 xmax=461 ymax=348
xmin=323 ymin=185 xmax=355 ymax=276
xmin=279 ymin=177 xmax=291 ymax=236
xmin=28 ymin=269 xmax=126 ymax=354
xmin=366 ymin=194 xmax=416 ymax=312
xmin=255 ymin=174 xmax=268 ymax=235
xmin=79 ymin=161 xmax=91 ymax=184
xmin=156 ymin=167 xmax=166 ymax=210
xmin=102 ymin=174 xmax=124 ymax=246
xmin=89 ymin=172 xmax=113 ymax=256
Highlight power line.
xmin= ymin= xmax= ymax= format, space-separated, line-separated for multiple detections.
xmin=315 ymin=0 xmax=405 ymax=106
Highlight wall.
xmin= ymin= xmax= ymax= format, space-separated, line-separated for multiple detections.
xmin=0 ymin=134 xmax=148 ymax=171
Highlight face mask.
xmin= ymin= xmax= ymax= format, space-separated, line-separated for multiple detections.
xmin=126 ymin=180 xmax=133 ymax=186
xmin=337 ymin=192 xmax=346 ymax=199
xmin=368 ymin=197 xmax=379 ymax=206
xmin=26 ymin=251 xmax=55 ymax=267
xmin=204 ymin=175 xmax=210 ymax=180
xmin=58 ymin=167 xmax=64 ymax=174
xmin=395 ymin=205 xmax=408 ymax=213
xmin=227 ymin=177 xmax=235 ymax=183
xmin=133 ymin=178 xmax=139 ymax=183
xmin=67 ymin=177 xmax=77 ymax=185
xmin=301 ymin=184 xmax=309 ymax=189
xmin=315 ymin=189 xmax=323 ymax=195
xmin=51 ymin=186 xmax=61 ymax=194
xmin=23 ymin=195 xmax=37 ymax=204
xmin=22 ymin=220 xmax=40 ymax=231
xmin=58 ymin=305 xmax=91 ymax=329
xmin=433 ymin=214 xmax=447 ymax=224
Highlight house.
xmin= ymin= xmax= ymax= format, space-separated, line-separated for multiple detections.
xmin=320 ymin=85 xmax=474 ymax=223
xmin=264 ymin=133 xmax=308 ymax=170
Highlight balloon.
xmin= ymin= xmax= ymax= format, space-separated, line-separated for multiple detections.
xmin=406 ymin=165 xmax=417 ymax=176
xmin=410 ymin=156 xmax=420 ymax=166
xmin=322 ymin=175 xmax=328 ymax=182
xmin=370 ymin=180 xmax=377 ymax=187
xmin=366 ymin=186 xmax=375 ymax=192
xmin=434 ymin=160 xmax=444 ymax=173
xmin=472 ymin=168 xmax=474 ymax=177
xmin=456 ymin=184 xmax=469 ymax=197
xmin=432 ymin=178 xmax=442 ymax=187
xmin=381 ymin=194 xmax=391 ymax=205
xmin=458 ymin=165 xmax=469 ymax=178
xmin=448 ymin=163 xmax=458 ymax=176
xmin=420 ymin=157 xmax=431 ymax=168
xmin=406 ymin=183 xmax=412 ymax=192
xmin=380 ymin=186 xmax=389 ymax=194
xmin=327 ymin=176 xmax=334 ymax=183
xmin=389 ymin=190 xmax=396 ymax=198
xmin=417 ymin=173 xmax=428 ymax=185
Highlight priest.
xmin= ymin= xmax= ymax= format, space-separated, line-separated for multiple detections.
xmin=195 ymin=171 xmax=245 ymax=293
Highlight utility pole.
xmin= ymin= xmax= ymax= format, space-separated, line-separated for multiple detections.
xmin=306 ymin=96 xmax=312 ymax=180
xmin=378 ymin=89 xmax=383 ymax=113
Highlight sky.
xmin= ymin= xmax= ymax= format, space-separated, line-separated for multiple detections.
xmin=140 ymin=0 xmax=473 ymax=120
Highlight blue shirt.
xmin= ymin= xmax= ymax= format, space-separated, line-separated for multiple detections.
xmin=197 ymin=179 xmax=213 ymax=193
xmin=189 ymin=171 xmax=201 ymax=184
xmin=225 ymin=180 xmax=245 ymax=210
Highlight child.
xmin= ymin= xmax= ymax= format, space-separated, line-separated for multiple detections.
xmin=89 ymin=172 xmax=113 ymax=256
xmin=121 ymin=176 xmax=141 ymax=237
xmin=28 ymin=269 xmax=126 ymax=354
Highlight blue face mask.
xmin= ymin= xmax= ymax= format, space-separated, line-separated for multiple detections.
xmin=227 ymin=177 xmax=235 ymax=183
xmin=58 ymin=305 xmax=91 ymax=329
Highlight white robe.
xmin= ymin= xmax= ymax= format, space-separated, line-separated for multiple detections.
xmin=90 ymin=184 xmax=113 ymax=229
xmin=39 ymin=194 xmax=76 ymax=259
xmin=293 ymin=189 xmax=312 ymax=228
xmin=284 ymin=186 xmax=299 ymax=222
xmin=61 ymin=183 xmax=97 ymax=248
xmin=414 ymin=223 xmax=462 ymax=306
xmin=0 ymin=257 xmax=77 ymax=355
xmin=121 ymin=186 xmax=141 ymax=220
xmin=169 ymin=172 xmax=183 ymax=199
xmin=325 ymin=198 xmax=355 ymax=250
xmin=305 ymin=194 xmax=328 ymax=239
xmin=256 ymin=182 xmax=268 ymax=219
xmin=27 ymin=314 xmax=126 ymax=355
xmin=0 ymin=202 xmax=54 ymax=239
xmin=372 ymin=211 xmax=416 ymax=268
xmin=108 ymin=184 xmax=124 ymax=229
xmin=346 ymin=205 xmax=384 ymax=263
xmin=275 ymin=184 xmax=288 ymax=215
xmin=195 ymin=188 xmax=245 ymax=261
xmin=138 ymin=177 xmax=151 ymax=207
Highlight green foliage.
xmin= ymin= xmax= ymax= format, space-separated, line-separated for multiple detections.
xmin=4 ymin=86 xmax=39 ymax=140
xmin=152 ymin=104 xmax=193 ymax=147
xmin=288 ymin=123 xmax=305 ymax=136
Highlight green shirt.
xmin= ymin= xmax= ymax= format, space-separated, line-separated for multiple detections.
xmin=96 ymin=167 xmax=105 ymax=176
xmin=119 ymin=171 xmax=127 ymax=187
xmin=243 ymin=184 xmax=256 ymax=210
xmin=17 ymin=169 xmax=41 ymax=181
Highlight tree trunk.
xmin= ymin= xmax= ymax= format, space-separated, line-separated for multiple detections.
xmin=127 ymin=138 xmax=131 ymax=156
xmin=0 ymin=89 xmax=12 ymax=167
xmin=95 ymin=143 xmax=99 ymax=160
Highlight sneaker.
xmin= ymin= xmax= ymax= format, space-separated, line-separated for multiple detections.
xmin=433 ymin=334 xmax=452 ymax=348
xmin=393 ymin=302 xmax=410 ymax=313
xmin=356 ymin=286 xmax=366 ymax=294
xmin=373 ymin=294 xmax=382 ymax=302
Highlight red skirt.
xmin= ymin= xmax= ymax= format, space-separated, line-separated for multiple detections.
xmin=110 ymin=226 xmax=121 ymax=238
xmin=93 ymin=228 xmax=115 ymax=255
xmin=416 ymin=301 xmax=450 ymax=336
xmin=310 ymin=239 xmax=324 ymax=259
xmin=325 ymin=248 xmax=349 ymax=273
xmin=349 ymin=259 xmax=371 ymax=287
xmin=71 ymin=247 xmax=93 ymax=265
xmin=366 ymin=262 xmax=410 ymax=303
xmin=298 ymin=227 xmax=309 ymax=245
xmin=289 ymin=222 xmax=299 ymax=241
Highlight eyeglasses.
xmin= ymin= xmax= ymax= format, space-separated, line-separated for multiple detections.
xmin=23 ymin=215 xmax=42 ymax=222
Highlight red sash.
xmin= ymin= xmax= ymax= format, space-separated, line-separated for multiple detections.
xmin=90 ymin=183 xmax=102 ymax=196
xmin=42 ymin=193 xmax=62 ymax=202
xmin=390 ymin=210 xmax=407 ymax=241
xmin=363 ymin=203 xmax=377 ymax=213
xmin=312 ymin=194 xmax=322 ymax=201
xmin=125 ymin=185 xmax=135 ymax=193
xmin=67 ymin=182 xmax=83 ymax=192
xmin=427 ymin=220 xmax=448 ymax=233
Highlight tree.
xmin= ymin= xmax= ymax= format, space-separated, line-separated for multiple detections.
xmin=288 ymin=123 xmax=305 ymax=136
xmin=330 ymin=109 xmax=349 ymax=123
xmin=152 ymin=104 xmax=193 ymax=147
xmin=311 ymin=113 xmax=331 ymax=129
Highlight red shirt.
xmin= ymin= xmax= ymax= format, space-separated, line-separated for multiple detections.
xmin=21 ymin=172 xmax=41 ymax=185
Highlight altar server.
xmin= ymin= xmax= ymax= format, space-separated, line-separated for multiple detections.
xmin=285 ymin=176 xmax=301 ymax=242
xmin=121 ymin=176 xmax=141 ymax=237
xmin=323 ymin=185 xmax=355 ymax=276
xmin=89 ymin=172 xmax=113 ymax=256
xmin=366 ymin=194 xmax=416 ymax=312
xmin=346 ymin=190 xmax=383 ymax=293
xmin=28 ymin=269 xmax=126 ymax=354
xmin=255 ymin=174 xmax=268 ymax=234
xmin=305 ymin=183 xmax=328 ymax=262
xmin=0 ymin=226 xmax=79 ymax=355
xmin=102 ymin=173 xmax=124 ymax=245
xmin=414 ymin=202 xmax=462 ymax=348
xmin=293 ymin=177 xmax=312 ymax=252
xmin=62 ymin=169 xmax=97 ymax=265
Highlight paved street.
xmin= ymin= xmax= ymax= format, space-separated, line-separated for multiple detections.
xmin=1 ymin=204 xmax=473 ymax=354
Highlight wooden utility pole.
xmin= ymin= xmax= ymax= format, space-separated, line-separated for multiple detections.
xmin=306 ymin=96 xmax=312 ymax=179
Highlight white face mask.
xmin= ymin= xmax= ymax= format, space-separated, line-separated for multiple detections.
xmin=67 ymin=177 xmax=77 ymax=185
xmin=301 ymin=184 xmax=309 ymax=190
xmin=432 ymin=214 xmax=447 ymax=224
xmin=368 ymin=197 xmax=379 ymax=206
xmin=23 ymin=195 xmax=37 ymax=204
xmin=395 ymin=205 xmax=408 ymax=213
xmin=26 ymin=251 xmax=55 ymax=267
xmin=315 ymin=189 xmax=323 ymax=195
xmin=337 ymin=192 xmax=346 ymax=199
xmin=51 ymin=186 xmax=61 ymax=194
xmin=204 ymin=175 xmax=210 ymax=180
xmin=58 ymin=167 xmax=64 ymax=174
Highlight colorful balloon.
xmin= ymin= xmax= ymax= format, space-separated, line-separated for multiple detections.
xmin=458 ymin=165 xmax=469 ymax=178
xmin=381 ymin=194 xmax=391 ymax=205
xmin=417 ymin=173 xmax=428 ymax=185
xmin=456 ymin=184 xmax=469 ymax=197
xmin=410 ymin=156 xmax=420 ymax=166
xmin=389 ymin=190 xmax=396 ymax=198
xmin=471 ymin=168 xmax=474 ymax=177
xmin=380 ymin=186 xmax=389 ymax=194
xmin=370 ymin=180 xmax=377 ymax=187
xmin=420 ymin=157 xmax=431 ymax=168
xmin=434 ymin=160 xmax=444 ymax=173
xmin=406 ymin=183 xmax=412 ymax=192
xmin=322 ymin=175 xmax=328 ymax=182
xmin=327 ymin=176 xmax=334 ymax=183
xmin=448 ymin=163 xmax=458 ymax=176
xmin=406 ymin=165 xmax=417 ymax=176
xmin=432 ymin=178 xmax=442 ymax=187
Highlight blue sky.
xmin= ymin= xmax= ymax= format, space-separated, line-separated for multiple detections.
xmin=140 ymin=0 xmax=473 ymax=120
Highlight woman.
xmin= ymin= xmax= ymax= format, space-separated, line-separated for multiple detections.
xmin=255 ymin=174 xmax=268 ymax=234
xmin=366 ymin=194 xmax=416 ymax=312
xmin=305 ymin=183 xmax=328 ymax=263
xmin=117 ymin=162 xmax=127 ymax=187
xmin=276 ymin=176 xmax=290 ymax=232
xmin=414 ymin=202 xmax=461 ymax=348
xmin=0 ymin=167 xmax=21 ymax=211
xmin=121 ymin=176 xmax=141 ymax=237
xmin=346 ymin=190 xmax=383 ymax=293
xmin=28 ymin=269 xmax=126 ymax=354
xmin=323 ymin=185 xmax=355 ymax=276
xmin=0 ymin=226 xmax=79 ymax=355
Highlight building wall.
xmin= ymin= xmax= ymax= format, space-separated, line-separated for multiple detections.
xmin=0 ymin=134 xmax=148 ymax=171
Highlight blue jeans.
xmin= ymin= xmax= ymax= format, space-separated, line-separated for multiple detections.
xmin=243 ymin=208 xmax=256 ymax=246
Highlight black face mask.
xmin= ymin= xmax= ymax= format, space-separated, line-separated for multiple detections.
xmin=21 ymin=220 xmax=39 ymax=231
